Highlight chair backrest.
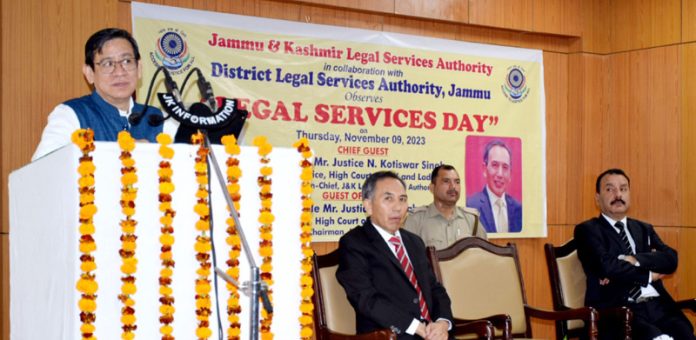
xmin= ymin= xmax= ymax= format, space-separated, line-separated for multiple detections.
xmin=430 ymin=237 xmax=531 ymax=338
xmin=312 ymin=250 xmax=358 ymax=336
xmin=544 ymin=239 xmax=587 ymax=337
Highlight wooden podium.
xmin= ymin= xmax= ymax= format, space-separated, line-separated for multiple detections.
xmin=9 ymin=142 xmax=303 ymax=339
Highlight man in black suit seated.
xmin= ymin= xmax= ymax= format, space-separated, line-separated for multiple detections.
xmin=575 ymin=168 xmax=694 ymax=340
xmin=336 ymin=171 xmax=454 ymax=339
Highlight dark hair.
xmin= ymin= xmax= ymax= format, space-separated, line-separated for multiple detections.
xmin=595 ymin=168 xmax=630 ymax=193
xmin=85 ymin=28 xmax=140 ymax=68
xmin=430 ymin=164 xmax=456 ymax=184
xmin=483 ymin=140 xmax=512 ymax=165
xmin=362 ymin=171 xmax=406 ymax=200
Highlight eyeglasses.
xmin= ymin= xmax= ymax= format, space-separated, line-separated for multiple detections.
xmin=94 ymin=57 xmax=137 ymax=74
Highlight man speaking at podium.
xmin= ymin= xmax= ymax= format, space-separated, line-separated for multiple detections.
xmin=32 ymin=28 xmax=166 ymax=161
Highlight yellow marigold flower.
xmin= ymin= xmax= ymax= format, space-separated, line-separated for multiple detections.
xmin=225 ymin=144 xmax=241 ymax=155
xmin=299 ymin=301 xmax=314 ymax=313
xmin=194 ymin=161 xmax=208 ymax=172
xmin=78 ymin=298 xmax=97 ymax=312
xmin=301 ymin=150 xmax=312 ymax=159
xmin=260 ymin=231 xmax=273 ymax=241
xmin=160 ymin=267 xmax=173 ymax=277
xmin=260 ymin=184 xmax=271 ymax=194
xmin=260 ymin=166 xmax=272 ymax=176
xmin=159 ymin=304 xmax=176 ymax=314
xmin=160 ymin=215 xmax=173 ymax=226
xmin=196 ymin=327 xmax=212 ymax=339
xmin=159 ymin=202 xmax=171 ymax=212
xmin=302 ymin=225 xmax=312 ymax=234
xmin=160 ymin=325 xmax=173 ymax=335
xmin=122 ymin=333 xmax=135 ymax=340
xmin=160 ymin=146 xmax=174 ymax=159
xmin=301 ymin=287 xmax=314 ymax=298
xmin=258 ymin=245 xmax=273 ymax=257
xmin=160 ymin=251 xmax=173 ymax=260
xmin=76 ymin=278 xmax=99 ymax=294
xmin=122 ymin=282 xmax=137 ymax=295
xmin=196 ymin=267 xmax=211 ymax=277
xmin=195 ymin=220 xmax=210 ymax=231
xmin=121 ymin=172 xmax=138 ymax=185
xmin=122 ymin=207 xmax=135 ymax=216
xmin=300 ymin=326 xmax=313 ymax=338
xmin=302 ymin=248 xmax=314 ymax=258
xmin=194 ymin=203 xmax=210 ymax=216
xmin=79 ymin=223 xmax=95 ymax=235
xmin=195 ymin=281 xmax=211 ymax=294
xmin=291 ymin=137 xmax=309 ymax=148
xmin=124 ymin=298 xmax=135 ymax=306
xmin=299 ymin=314 xmax=313 ymax=325
xmin=121 ymin=261 xmax=137 ymax=275
xmin=300 ymin=169 xmax=313 ymax=181
xmin=300 ymin=212 xmax=312 ymax=223
xmin=301 ymin=184 xmax=313 ymax=195
xmin=80 ymin=260 xmax=97 ymax=272
xmin=157 ymin=133 xmax=173 ymax=145
xmin=79 ymin=241 xmax=96 ymax=253
xmin=191 ymin=132 xmax=203 ymax=144
xmin=122 ymin=240 xmax=136 ymax=252
xmin=194 ymin=239 xmax=212 ymax=253
xmin=260 ymin=262 xmax=273 ymax=273
xmin=121 ymin=313 xmax=136 ymax=325
xmin=300 ymin=275 xmax=313 ymax=286
xmin=160 ymin=233 xmax=174 ymax=246
xmin=258 ymin=143 xmax=272 ymax=156
xmin=117 ymin=131 xmax=136 ymax=149
xmin=227 ymin=267 xmax=240 ymax=278
xmin=261 ymin=199 xmax=272 ymax=209
xmin=78 ymin=161 xmax=96 ymax=175
xmin=159 ymin=286 xmax=173 ymax=295
xmin=227 ymin=296 xmax=239 ymax=306
xmin=79 ymin=204 xmax=97 ymax=219
xmin=221 ymin=134 xmax=237 ymax=146
xmin=301 ymin=263 xmax=312 ymax=273
xmin=229 ymin=327 xmax=241 ymax=337
xmin=226 ymin=235 xmax=241 ymax=246
xmin=79 ymin=193 xmax=95 ymax=204
xmin=301 ymin=235 xmax=311 ymax=243
xmin=196 ymin=298 xmax=211 ymax=309
xmin=121 ymin=223 xmax=136 ymax=234
xmin=195 ymin=189 xmax=208 ymax=199
xmin=159 ymin=182 xmax=175 ymax=194
xmin=258 ymin=211 xmax=275 ymax=224
xmin=302 ymin=198 xmax=314 ymax=208
xmin=227 ymin=166 xmax=242 ymax=179
xmin=80 ymin=323 xmax=96 ymax=334
xmin=196 ymin=175 xmax=208 ymax=185
xmin=227 ymin=182 xmax=240 ymax=194
xmin=158 ymin=167 xmax=173 ymax=178
xmin=121 ymin=157 xmax=136 ymax=168
xmin=252 ymin=136 xmax=268 ymax=147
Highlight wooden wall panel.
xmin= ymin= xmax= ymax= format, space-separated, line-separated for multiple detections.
xmin=285 ymin=0 xmax=394 ymax=15
xmin=610 ymin=0 xmax=681 ymax=52
xmin=394 ymin=0 xmax=468 ymax=23
xmin=684 ymin=0 xmax=696 ymax=43
xmin=468 ymin=0 xmax=534 ymax=32
xmin=531 ymin=0 xmax=582 ymax=37
xmin=298 ymin=5 xmax=384 ymax=31
xmin=578 ymin=0 xmax=611 ymax=54
xmin=681 ymin=43 xmax=696 ymax=226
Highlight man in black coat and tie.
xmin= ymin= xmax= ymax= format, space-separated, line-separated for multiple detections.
xmin=336 ymin=171 xmax=454 ymax=339
xmin=575 ymin=168 xmax=694 ymax=340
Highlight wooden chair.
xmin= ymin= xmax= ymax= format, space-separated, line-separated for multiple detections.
xmin=546 ymin=239 xmax=696 ymax=340
xmin=312 ymin=250 xmax=495 ymax=340
xmin=427 ymin=237 xmax=599 ymax=339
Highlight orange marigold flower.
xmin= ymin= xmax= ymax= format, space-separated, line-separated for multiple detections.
xmin=158 ymin=167 xmax=173 ymax=178
xmin=160 ymin=215 xmax=173 ymax=226
xmin=80 ymin=261 xmax=97 ymax=272
xmin=300 ymin=169 xmax=313 ymax=181
xmin=160 ymin=286 xmax=173 ymax=295
xmin=121 ymin=172 xmax=138 ymax=185
xmin=122 ymin=240 xmax=136 ymax=251
xmin=76 ymin=278 xmax=99 ymax=294
xmin=299 ymin=301 xmax=314 ymax=313
xmin=302 ymin=248 xmax=314 ymax=258
xmin=159 ymin=182 xmax=175 ymax=194
xmin=258 ymin=143 xmax=272 ymax=156
xmin=121 ymin=313 xmax=136 ymax=325
xmin=227 ymin=267 xmax=240 ymax=278
xmin=160 ymin=267 xmax=173 ymax=277
xmin=258 ymin=245 xmax=273 ymax=257
xmin=117 ymin=131 xmax=136 ymax=150
xmin=78 ymin=176 xmax=95 ymax=187
xmin=121 ymin=157 xmax=136 ymax=168
xmin=300 ymin=275 xmax=313 ymax=286
xmin=300 ymin=212 xmax=312 ymax=223
xmin=122 ymin=282 xmax=137 ymax=295
xmin=159 ymin=304 xmax=176 ymax=314
xmin=80 ymin=323 xmax=96 ymax=334
xmin=78 ymin=297 xmax=97 ymax=312
xmin=194 ymin=203 xmax=210 ymax=216
xmin=302 ymin=198 xmax=314 ymax=208
xmin=301 ymin=287 xmax=314 ymax=298
xmin=301 ymin=184 xmax=313 ymax=195
xmin=260 ymin=262 xmax=273 ymax=273
xmin=221 ymin=134 xmax=237 ymax=146
xmin=160 ymin=234 xmax=174 ymax=246
xmin=196 ymin=327 xmax=212 ymax=339
xmin=79 ymin=223 xmax=95 ymax=235
xmin=79 ymin=240 xmax=97 ymax=253
xmin=227 ymin=166 xmax=242 ymax=179
xmin=300 ymin=326 xmax=313 ymax=338
xmin=252 ymin=136 xmax=268 ymax=147
xmin=160 ymin=325 xmax=173 ymax=335
xmin=78 ymin=161 xmax=96 ymax=175
xmin=260 ymin=166 xmax=272 ymax=176
xmin=195 ymin=239 xmax=212 ymax=253
xmin=156 ymin=133 xmax=173 ymax=145
xmin=195 ymin=281 xmax=211 ymax=294
xmin=258 ymin=212 xmax=275 ymax=224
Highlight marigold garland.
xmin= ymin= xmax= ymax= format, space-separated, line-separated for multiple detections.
xmin=221 ymin=135 xmax=243 ymax=340
xmin=252 ymin=136 xmax=274 ymax=340
xmin=73 ymin=129 xmax=98 ymax=340
xmin=293 ymin=137 xmax=315 ymax=339
xmin=191 ymin=132 xmax=213 ymax=340
xmin=157 ymin=133 xmax=176 ymax=340
xmin=117 ymin=131 xmax=139 ymax=339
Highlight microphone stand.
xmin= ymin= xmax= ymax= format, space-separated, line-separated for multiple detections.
xmin=203 ymin=131 xmax=272 ymax=340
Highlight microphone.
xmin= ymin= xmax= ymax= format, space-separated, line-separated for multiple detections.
xmin=163 ymin=67 xmax=182 ymax=104
xmin=196 ymin=69 xmax=217 ymax=111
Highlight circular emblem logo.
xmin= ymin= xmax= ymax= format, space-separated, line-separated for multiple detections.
xmin=149 ymin=28 xmax=194 ymax=74
xmin=501 ymin=66 xmax=530 ymax=103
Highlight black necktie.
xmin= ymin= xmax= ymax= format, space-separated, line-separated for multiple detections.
xmin=616 ymin=221 xmax=642 ymax=300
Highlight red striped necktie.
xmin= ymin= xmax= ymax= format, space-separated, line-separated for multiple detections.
xmin=389 ymin=236 xmax=431 ymax=321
